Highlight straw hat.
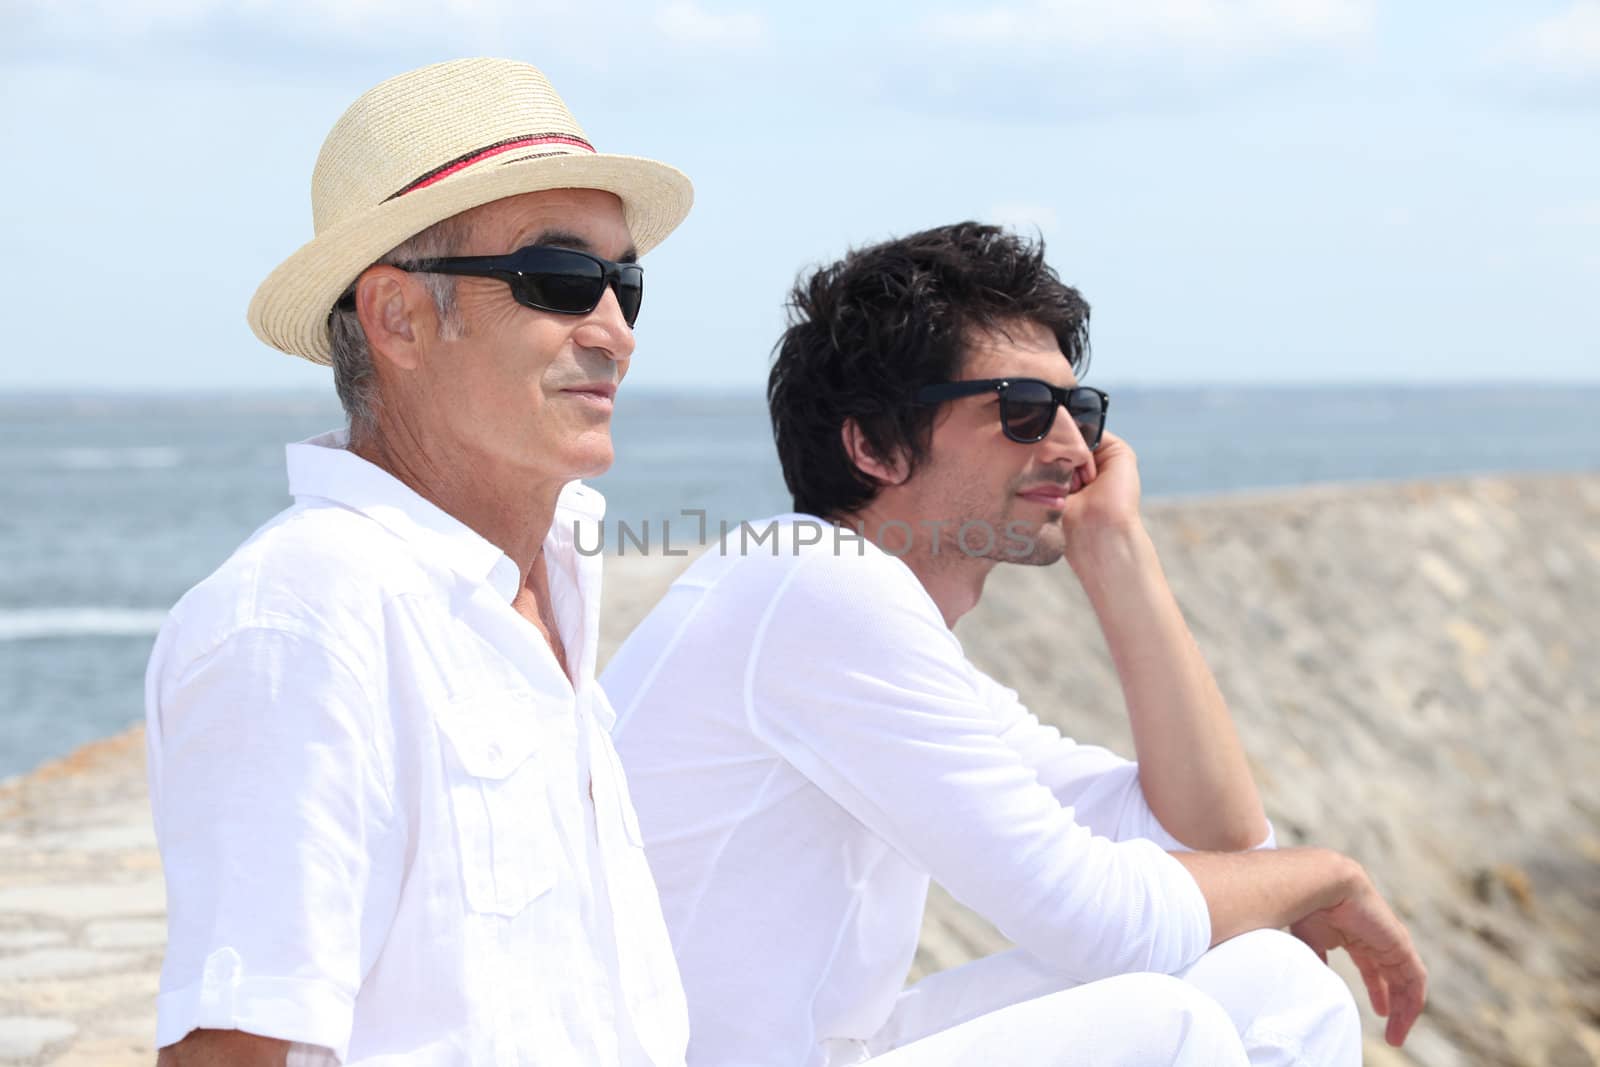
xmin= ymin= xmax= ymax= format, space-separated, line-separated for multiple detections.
xmin=248 ymin=57 xmax=694 ymax=364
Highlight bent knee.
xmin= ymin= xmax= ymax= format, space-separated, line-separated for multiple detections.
xmin=1089 ymin=973 xmax=1242 ymax=1055
xmin=1234 ymin=930 xmax=1358 ymax=1011
xmin=1221 ymin=929 xmax=1361 ymax=1057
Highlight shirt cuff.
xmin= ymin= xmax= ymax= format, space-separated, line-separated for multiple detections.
xmin=288 ymin=1042 xmax=342 ymax=1067
xmin=1140 ymin=840 xmax=1215 ymax=973
xmin=1143 ymin=806 xmax=1277 ymax=854
xmin=156 ymin=947 xmax=354 ymax=1061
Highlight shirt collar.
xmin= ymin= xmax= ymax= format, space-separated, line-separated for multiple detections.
xmin=285 ymin=429 xmax=606 ymax=605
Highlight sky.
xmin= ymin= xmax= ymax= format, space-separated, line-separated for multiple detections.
xmin=2 ymin=0 xmax=1597 ymax=392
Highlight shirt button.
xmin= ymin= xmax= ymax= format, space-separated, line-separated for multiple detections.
xmin=203 ymin=947 xmax=240 ymax=988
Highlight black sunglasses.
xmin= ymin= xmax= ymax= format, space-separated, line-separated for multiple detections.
xmin=915 ymin=378 xmax=1110 ymax=447
xmin=335 ymin=246 xmax=644 ymax=326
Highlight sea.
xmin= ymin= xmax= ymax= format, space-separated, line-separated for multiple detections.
xmin=3 ymin=385 xmax=1598 ymax=781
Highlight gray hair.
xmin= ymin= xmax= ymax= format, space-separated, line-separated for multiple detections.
xmin=328 ymin=215 xmax=472 ymax=442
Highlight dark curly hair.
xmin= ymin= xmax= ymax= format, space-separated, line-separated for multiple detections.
xmin=768 ymin=222 xmax=1091 ymax=519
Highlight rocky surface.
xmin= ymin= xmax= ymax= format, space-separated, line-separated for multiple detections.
xmin=925 ymin=474 xmax=1600 ymax=1066
xmin=0 ymin=731 xmax=161 ymax=1065
xmin=2 ymin=474 xmax=1596 ymax=1064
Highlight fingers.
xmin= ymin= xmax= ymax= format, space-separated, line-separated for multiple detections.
xmin=1383 ymin=957 xmax=1429 ymax=1047
xmin=1319 ymin=879 xmax=1428 ymax=1047
xmin=1385 ymin=978 xmax=1424 ymax=1046
xmin=1387 ymin=1000 xmax=1419 ymax=1047
xmin=1351 ymin=951 xmax=1389 ymax=1017
xmin=1079 ymin=448 xmax=1099 ymax=486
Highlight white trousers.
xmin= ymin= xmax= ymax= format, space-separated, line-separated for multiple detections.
xmin=856 ymin=930 xmax=1361 ymax=1066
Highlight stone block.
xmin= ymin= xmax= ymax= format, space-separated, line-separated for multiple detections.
xmin=0 ymin=880 xmax=165 ymax=922
xmin=0 ymin=1017 xmax=77 ymax=1061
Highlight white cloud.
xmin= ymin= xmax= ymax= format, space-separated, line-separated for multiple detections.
xmin=4 ymin=0 xmax=538 ymax=49
xmin=1537 ymin=199 xmax=1600 ymax=226
xmin=1503 ymin=0 xmax=1600 ymax=81
xmin=653 ymin=0 xmax=768 ymax=49
xmin=922 ymin=0 xmax=1372 ymax=62
xmin=6 ymin=0 xmax=765 ymax=56
xmin=889 ymin=0 xmax=1375 ymax=120
xmin=1378 ymin=205 xmax=1414 ymax=228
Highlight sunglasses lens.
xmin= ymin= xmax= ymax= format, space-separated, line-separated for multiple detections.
xmin=511 ymin=253 xmax=643 ymax=326
xmin=613 ymin=266 xmax=644 ymax=326
xmin=515 ymin=254 xmax=606 ymax=315
xmin=1069 ymin=391 xmax=1106 ymax=448
xmin=1000 ymin=380 xmax=1056 ymax=441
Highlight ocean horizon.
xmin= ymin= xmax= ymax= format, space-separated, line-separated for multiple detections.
xmin=4 ymin=383 xmax=1599 ymax=780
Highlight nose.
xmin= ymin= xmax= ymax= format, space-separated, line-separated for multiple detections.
xmin=1035 ymin=402 xmax=1094 ymax=468
xmin=572 ymin=284 xmax=636 ymax=361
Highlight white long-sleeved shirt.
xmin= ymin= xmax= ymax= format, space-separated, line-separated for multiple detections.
xmin=146 ymin=431 xmax=688 ymax=1065
xmin=607 ymin=516 xmax=1223 ymax=1067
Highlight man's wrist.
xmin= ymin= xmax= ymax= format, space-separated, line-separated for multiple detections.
xmin=1327 ymin=850 xmax=1371 ymax=908
xmin=1304 ymin=847 xmax=1369 ymax=913
xmin=1063 ymin=517 xmax=1152 ymax=582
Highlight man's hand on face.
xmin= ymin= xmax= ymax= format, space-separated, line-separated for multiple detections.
xmin=1060 ymin=430 xmax=1143 ymax=546
xmin=1290 ymin=880 xmax=1429 ymax=1047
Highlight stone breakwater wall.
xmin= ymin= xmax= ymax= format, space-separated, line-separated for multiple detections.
xmin=1 ymin=474 xmax=1596 ymax=1065
xmin=932 ymin=474 xmax=1600 ymax=1067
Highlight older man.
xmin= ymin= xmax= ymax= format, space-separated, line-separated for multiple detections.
xmin=605 ymin=223 xmax=1427 ymax=1065
xmin=145 ymin=59 xmax=693 ymax=1065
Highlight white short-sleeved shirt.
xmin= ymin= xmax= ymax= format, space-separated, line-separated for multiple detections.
xmin=145 ymin=430 xmax=688 ymax=1066
xmin=605 ymin=516 xmax=1232 ymax=1067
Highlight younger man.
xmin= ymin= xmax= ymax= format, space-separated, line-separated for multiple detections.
xmin=606 ymin=223 xmax=1425 ymax=1066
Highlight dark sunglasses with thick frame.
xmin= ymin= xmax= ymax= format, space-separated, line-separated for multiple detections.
xmin=334 ymin=245 xmax=644 ymax=326
xmin=915 ymin=378 xmax=1110 ymax=447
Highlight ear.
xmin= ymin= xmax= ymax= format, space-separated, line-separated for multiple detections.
xmin=841 ymin=418 xmax=911 ymax=486
xmin=353 ymin=266 xmax=441 ymax=373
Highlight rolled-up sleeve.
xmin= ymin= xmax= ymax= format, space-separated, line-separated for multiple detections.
xmin=743 ymin=555 xmax=1213 ymax=983
xmin=146 ymin=623 xmax=397 ymax=1059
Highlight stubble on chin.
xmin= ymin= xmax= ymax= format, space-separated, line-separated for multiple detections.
xmin=1011 ymin=520 xmax=1067 ymax=567
xmin=981 ymin=511 xmax=1065 ymax=567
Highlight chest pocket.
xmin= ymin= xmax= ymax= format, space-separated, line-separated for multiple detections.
xmin=434 ymin=692 xmax=562 ymax=917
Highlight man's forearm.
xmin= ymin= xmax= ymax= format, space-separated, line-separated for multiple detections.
xmin=1173 ymin=846 xmax=1359 ymax=944
xmin=157 ymin=1031 xmax=290 ymax=1067
xmin=1067 ymin=520 xmax=1268 ymax=851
